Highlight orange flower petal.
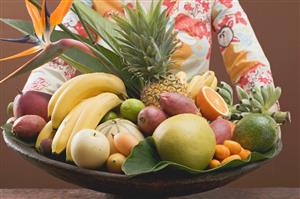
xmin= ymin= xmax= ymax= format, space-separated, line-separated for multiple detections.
xmin=41 ymin=0 xmax=47 ymax=32
xmin=0 ymin=46 xmax=42 ymax=62
xmin=50 ymin=0 xmax=73 ymax=29
xmin=25 ymin=0 xmax=43 ymax=37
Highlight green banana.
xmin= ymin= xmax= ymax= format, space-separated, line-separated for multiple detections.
xmin=220 ymin=81 xmax=233 ymax=95
xmin=217 ymin=87 xmax=233 ymax=105
xmin=251 ymin=87 xmax=264 ymax=105
xmin=236 ymin=86 xmax=250 ymax=100
xmin=249 ymin=97 xmax=263 ymax=110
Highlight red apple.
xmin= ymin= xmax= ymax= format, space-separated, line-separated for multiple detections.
xmin=13 ymin=90 xmax=51 ymax=121
xmin=210 ymin=118 xmax=235 ymax=144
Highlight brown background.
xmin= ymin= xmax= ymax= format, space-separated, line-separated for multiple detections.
xmin=0 ymin=0 xmax=299 ymax=188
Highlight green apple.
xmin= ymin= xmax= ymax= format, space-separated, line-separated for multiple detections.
xmin=71 ymin=129 xmax=110 ymax=169
xmin=153 ymin=114 xmax=216 ymax=170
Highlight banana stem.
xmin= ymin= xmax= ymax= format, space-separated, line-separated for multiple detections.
xmin=270 ymin=111 xmax=291 ymax=124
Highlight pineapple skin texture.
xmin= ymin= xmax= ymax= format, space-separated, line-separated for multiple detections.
xmin=140 ymin=74 xmax=188 ymax=107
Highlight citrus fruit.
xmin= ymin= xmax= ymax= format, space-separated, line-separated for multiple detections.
xmin=153 ymin=114 xmax=216 ymax=170
xmin=196 ymin=86 xmax=229 ymax=121
xmin=233 ymin=113 xmax=279 ymax=153
xmin=120 ymin=99 xmax=145 ymax=122
xmin=101 ymin=111 xmax=118 ymax=123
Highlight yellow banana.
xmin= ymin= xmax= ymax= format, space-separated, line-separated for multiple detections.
xmin=210 ymin=76 xmax=218 ymax=90
xmin=35 ymin=121 xmax=55 ymax=151
xmin=65 ymin=92 xmax=122 ymax=161
xmin=51 ymin=73 xmax=127 ymax=129
xmin=188 ymin=71 xmax=218 ymax=100
xmin=51 ymin=99 xmax=88 ymax=154
xmin=48 ymin=75 xmax=87 ymax=117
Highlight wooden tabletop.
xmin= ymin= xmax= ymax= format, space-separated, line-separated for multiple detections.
xmin=0 ymin=188 xmax=299 ymax=199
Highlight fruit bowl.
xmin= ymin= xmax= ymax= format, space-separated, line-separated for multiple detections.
xmin=2 ymin=130 xmax=282 ymax=198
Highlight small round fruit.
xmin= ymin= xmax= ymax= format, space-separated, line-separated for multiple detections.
xmin=214 ymin=145 xmax=231 ymax=161
xmin=40 ymin=138 xmax=53 ymax=156
xmin=106 ymin=153 xmax=126 ymax=173
xmin=71 ymin=129 xmax=110 ymax=169
xmin=101 ymin=111 xmax=118 ymax=123
xmin=196 ymin=86 xmax=229 ymax=121
xmin=113 ymin=132 xmax=139 ymax=156
xmin=239 ymin=148 xmax=251 ymax=160
xmin=223 ymin=140 xmax=242 ymax=154
xmin=233 ymin=113 xmax=279 ymax=153
xmin=120 ymin=99 xmax=145 ymax=122
xmin=221 ymin=155 xmax=241 ymax=165
xmin=209 ymin=159 xmax=221 ymax=169
xmin=7 ymin=102 xmax=14 ymax=117
xmin=137 ymin=106 xmax=167 ymax=135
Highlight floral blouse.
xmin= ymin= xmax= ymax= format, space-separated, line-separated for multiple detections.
xmin=23 ymin=0 xmax=275 ymax=94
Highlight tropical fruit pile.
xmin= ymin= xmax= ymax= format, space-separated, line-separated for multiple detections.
xmin=2 ymin=0 xmax=290 ymax=176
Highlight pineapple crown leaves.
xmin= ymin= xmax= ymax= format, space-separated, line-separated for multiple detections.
xmin=112 ymin=0 xmax=178 ymax=82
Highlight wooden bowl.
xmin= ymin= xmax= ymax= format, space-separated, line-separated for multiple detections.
xmin=2 ymin=131 xmax=282 ymax=198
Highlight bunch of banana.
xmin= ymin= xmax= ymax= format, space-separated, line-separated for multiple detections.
xmin=48 ymin=73 xmax=127 ymax=129
xmin=51 ymin=92 xmax=122 ymax=161
xmin=217 ymin=82 xmax=290 ymax=124
xmin=47 ymin=73 xmax=126 ymax=161
xmin=188 ymin=70 xmax=218 ymax=100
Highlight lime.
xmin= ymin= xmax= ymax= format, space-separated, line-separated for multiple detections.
xmin=101 ymin=111 xmax=118 ymax=123
xmin=233 ymin=113 xmax=279 ymax=153
xmin=120 ymin=99 xmax=145 ymax=123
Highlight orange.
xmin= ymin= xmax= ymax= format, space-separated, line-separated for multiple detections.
xmin=209 ymin=159 xmax=221 ymax=169
xmin=239 ymin=148 xmax=251 ymax=160
xmin=196 ymin=86 xmax=229 ymax=121
xmin=221 ymin=155 xmax=241 ymax=165
xmin=223 ymin=140 xmax=242 ymax=155
xmin=215 ymin=145 xmax=231 ymax=161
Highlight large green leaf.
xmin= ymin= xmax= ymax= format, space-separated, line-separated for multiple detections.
xmin=122 ymin=137 xmax=282 ymax=176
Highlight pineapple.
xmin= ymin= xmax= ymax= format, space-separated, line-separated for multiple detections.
xmin=113 ymin=0 xmax=188 ymax=107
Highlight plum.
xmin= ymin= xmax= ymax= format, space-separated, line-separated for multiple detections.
xmin=12 ymin=115 xmax=46 ymax=141
xmin=14 ymin=90 xmax=51 ymax=121
xmin=137 ymin=106 xmax=167 ymax=136
xmin=159 ymin=93 xmax=200 ymax=116
xmin=40 ymin=138 xmax=53 ymax=156
xmin=210 ymin=118 xmax=235 ymax=144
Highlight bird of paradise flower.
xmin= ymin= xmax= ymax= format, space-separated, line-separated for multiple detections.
xmin=0 ymin=0 xmax=92 ymax=84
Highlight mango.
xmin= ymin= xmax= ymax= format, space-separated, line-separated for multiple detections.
xmin=14 ymin=91 xmax=51 ymax=121
xmin=12 ymin=115 xmax=46 ymax=141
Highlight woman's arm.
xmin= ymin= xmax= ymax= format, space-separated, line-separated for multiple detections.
xmin=23 ymin=0 xmax=93 ymax=95
xmin=211 ymin=0 xmax=275 ymax=93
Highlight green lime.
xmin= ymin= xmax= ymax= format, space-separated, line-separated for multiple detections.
xmin=120 ymin=99 xmax=145 ymax=123
xmin=233 ymin=113 xmax=279 ymax=153
xmin=101 ymin=111 xmax=118 ymax=123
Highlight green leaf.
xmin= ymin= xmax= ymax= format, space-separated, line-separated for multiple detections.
xmin=73 ymin=1 xmax=121 ymax=54
xmin=0 ymin=18 xmax=34 ymax=36
xmin=1 ymin=123 xmax=35 ymax=147
xmin=122 ymin=137 xmax=282 ymax=176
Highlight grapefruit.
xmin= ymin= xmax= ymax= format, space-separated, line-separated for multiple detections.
xmin=152 ymin=114 xmax=216 ymax=170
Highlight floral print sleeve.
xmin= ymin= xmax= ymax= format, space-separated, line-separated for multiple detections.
xmin=212 ymin=0 xmax=274 ymax=92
